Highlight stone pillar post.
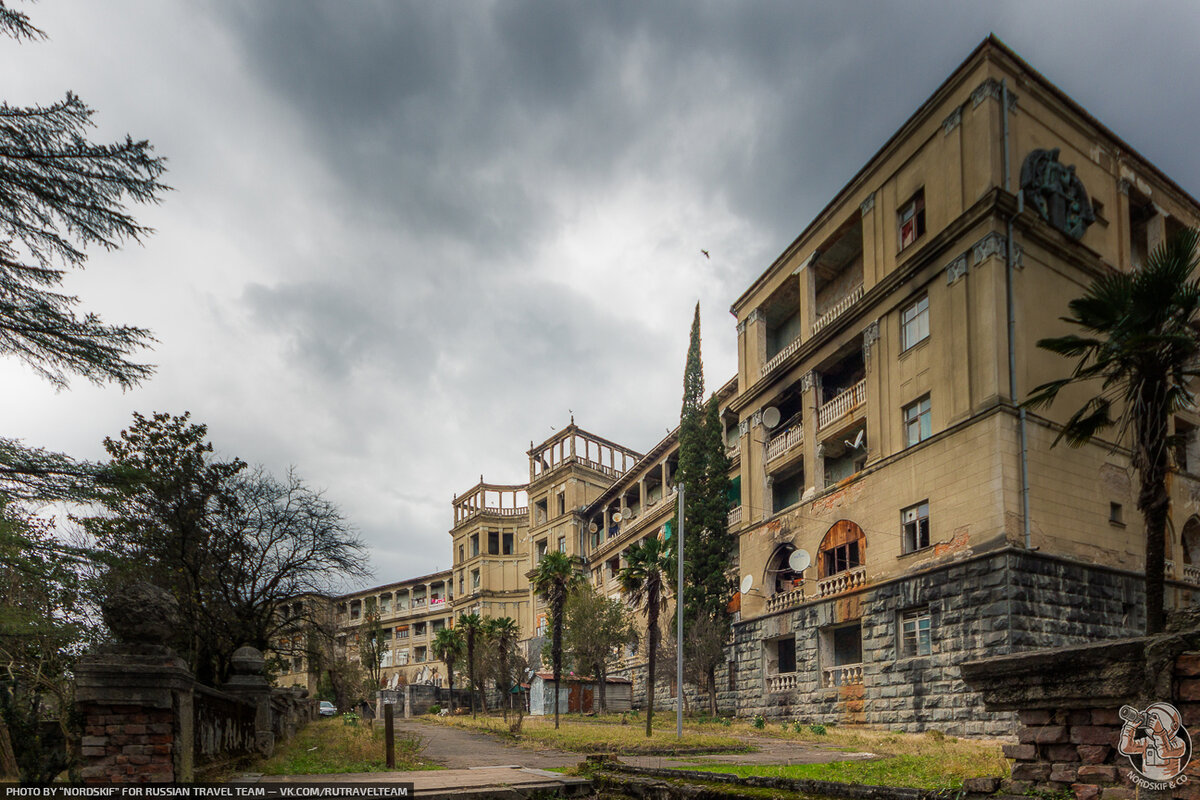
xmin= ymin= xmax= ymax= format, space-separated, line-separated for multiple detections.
xmin=75 ymin=583 xmax=194 ymax=784
xmin=222 ymin=646 xmax=274 ymax=758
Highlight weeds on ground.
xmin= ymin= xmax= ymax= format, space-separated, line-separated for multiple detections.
xmin=251 ymin=717 xmax=440 ymax=774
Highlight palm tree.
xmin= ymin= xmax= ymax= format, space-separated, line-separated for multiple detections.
xmin=485 ymin=616 xmax=520 ymax=719
xmin=431 ymin=627 xmax=464 ymax=713
xmin=1026 ymin=227 xmax=1200 ymax=634
xmin=458 ymin=613 xmax=485 ymax=717
xmin=619 ymin=534 xmax=673 ymax=737
xmin=530 ymin=549 xmax=581 ymax=729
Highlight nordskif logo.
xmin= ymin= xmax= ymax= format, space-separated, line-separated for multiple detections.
xmin=1117 ymin=702 xmax=1191 ymax=789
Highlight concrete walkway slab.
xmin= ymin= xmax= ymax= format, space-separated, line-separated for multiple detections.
xmin=241 ymin=767 xmax=591 ymax=798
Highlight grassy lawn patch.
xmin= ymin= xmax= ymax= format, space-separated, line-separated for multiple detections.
xmin=425 ymin=713 xmax=747 ymax=755
xmin=251 ymin=718 xmax=442 ymax=774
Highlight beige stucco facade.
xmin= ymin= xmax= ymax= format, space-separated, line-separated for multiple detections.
xmin=278 ymin=40 xmax=1200 ymax=721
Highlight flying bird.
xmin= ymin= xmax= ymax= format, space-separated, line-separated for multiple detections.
xmin=700 ymin=249 xmax=710 ymax=259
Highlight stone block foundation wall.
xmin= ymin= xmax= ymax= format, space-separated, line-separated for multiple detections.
xmin=726 ymin=547 xmax=1149 ymax=735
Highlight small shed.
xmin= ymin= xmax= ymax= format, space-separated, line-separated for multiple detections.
xmin=528 ymin=672 xmax=632 ymax=715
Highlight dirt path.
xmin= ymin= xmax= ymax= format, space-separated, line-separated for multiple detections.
xmin=394 ymin=718 xmax=580 ymax=769
xmin=399 ymin=719 xmax=872 ymax=772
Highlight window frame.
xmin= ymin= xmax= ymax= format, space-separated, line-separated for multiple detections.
xmin=901 ymin=501 xmax=931 ymax=553
xmin=902 ymin=395 xmax=932 ymax=447
xmin=899 ymin=607 xmax=932 ymax=658
xmin=900 ymin=295 xmax=930 ymax=351
xmin=898 ymin=189 xmax=926 ymax=251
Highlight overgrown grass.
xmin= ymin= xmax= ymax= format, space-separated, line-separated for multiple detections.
xmin=251 ymin=718 xmax=441 ymax=774
xmin=426 ymin=713 xmax=747 ymax=755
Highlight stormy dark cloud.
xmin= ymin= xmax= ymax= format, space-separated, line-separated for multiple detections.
xmin=3 ymin=1 xmax=1200 ymax=588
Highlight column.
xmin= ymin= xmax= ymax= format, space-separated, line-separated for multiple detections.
xmin=801 ymin=371 xmax=823 ymax=495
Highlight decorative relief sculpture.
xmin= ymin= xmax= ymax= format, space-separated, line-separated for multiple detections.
xmin=1020 ymin=148 xmax=1095 ymax=240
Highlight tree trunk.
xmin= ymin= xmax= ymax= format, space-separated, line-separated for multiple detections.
xmin=553 ymin=599 xmax=563 ymax=729
xmin=708 ymin=665 xmax=718 ymax=717
xmin=1138 ymin=400 xmax=1170 ymax=634
xmin=597 ymin=660 xmax=607 ymax=715
xmin=646 ymin=599 xmax=658 ymax=738
xmin=447 ymin=668 xmax=454 ymax=714
xmin=0 ymin=720 xmax=17 ymax=779
xmin=467 ymin=634 xmax=476 ymax=718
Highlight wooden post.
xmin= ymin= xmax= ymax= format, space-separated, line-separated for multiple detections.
xmin=384 ymin=703 xmax=395 ymax=769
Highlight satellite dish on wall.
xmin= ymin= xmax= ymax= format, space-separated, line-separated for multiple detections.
xmin=762 ymin=407 xmax=781 ymax=429
xmin=739 ymin=575 xmax=753 ymax=594
xmin=612 ymin=512 xmax=623 ymax=523
xmin=588 ymin=522 xmax=599 ymax=533
xmin=620 ymin=507 xmax=633 ymax=517
xmin=788 ymin=549 xmax=812 ymax=572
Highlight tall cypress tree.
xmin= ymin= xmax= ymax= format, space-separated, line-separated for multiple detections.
xmin=672 ymin=304 xmax=735 ymax=711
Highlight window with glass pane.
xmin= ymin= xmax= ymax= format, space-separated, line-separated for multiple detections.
xmin=901 ymin=296 xmax=929 ymax=350
xmin=901 ymin=608 xmax=932 ymax=656
xmin=903 ymin=396 xmax=932 ymax=446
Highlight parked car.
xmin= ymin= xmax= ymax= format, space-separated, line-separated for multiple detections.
xmin=319 ymin=701 xmax=336 ymax=717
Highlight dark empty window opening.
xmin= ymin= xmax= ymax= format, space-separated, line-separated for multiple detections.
xmin=535 ymin=498 xmax=548 ymax=524
xmin=503 ymin=531 xmax=514 ymax=555
xmin=1110 ymin=502 xmax=1124 ymax=525
xmin=771 ymin=470 xmax=804 ymax=514
xmin=557 ymin=493 xmax=566 ymax=516
xmin=470 ymin=534 xmax=479 ymax=557
xmin=833 ymin=625 xmax=862 ymax=665
xmin=777 ymin=637 xmax=796 ymax=674
xmin=488 ymin=530 xmax=499 ymax=555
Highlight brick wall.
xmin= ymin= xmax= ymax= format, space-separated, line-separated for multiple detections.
xmin=78 ymin=705 xmax=175 ymax=783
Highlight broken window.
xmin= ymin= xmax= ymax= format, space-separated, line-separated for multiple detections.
xmin=898 ymin=189 xmax=926 ymax=250
xmin=901 ymin=502 xmax=930 ymax=553
xmin=818 ymin=520 xmax=865 ymax=578
xmin=488 ymin=530 xmax=499 ymax=555
xmin=777 ymin=637 xmax=796 ymax=674
xmin=471 ymin=569 xmax=480 ymax=590
xmin=557 ymin=535 xmax=566 ymax=552
xmin=503 ymin=531 xmax=514 ymax=555
xmin=536 ymin=539 xmax=548 ymax=562
xmin=470 ymin=533 xmax=479 ymax=557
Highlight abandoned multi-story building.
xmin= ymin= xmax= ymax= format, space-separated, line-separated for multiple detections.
xmin=277 ymin=36 xmax=1200 ymax=733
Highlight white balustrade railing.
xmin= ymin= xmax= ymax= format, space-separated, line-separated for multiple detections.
xmin=766 ymin=426 xmax=804 ymax=462
xmin=818 ymin=380 xmax=867 ymax=429
xmin=1185 ymin=564 xmax=1200 ymax=585
xmin=726 ymin=442 xmax=740 ymax=460
xmin=816 ymin=566 xmax=866 ymax=598
xmin=728 ymin=506 xmax=742 ymax=527
xmin=765 ymin=587 xmax=804 ymax=614
xmin=812 ymin=285 xmax=864 ymax=335
xmin=822 ymin=663 xmax=863 ymax=688
xmin=760 ymin=334 xmax=805 ymax=378
xmin=768 ymin=673 xmax=798 ymax=693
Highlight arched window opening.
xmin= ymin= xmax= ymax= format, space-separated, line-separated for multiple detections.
xmin=766 ymin=545 xmax=805 ymax=596
xmin=818 ymin=520 xmax=865 ymax=578
xmin=1182 ymin=517 xmax=1200 ymax=566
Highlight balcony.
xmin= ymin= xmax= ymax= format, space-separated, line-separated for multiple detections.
xmin=726 ymin=442 xmax=741 ymax=460
xmin=760 ymin=334 xmax=805 ymax=378
xmin=766 ymin=586 xmax=804 ymax=614
xmin=816 ymin=566 xmax=866 ymax=598
xmin=1185 ymin=564 xmax=1200 ymax=585
xmin=767 ymin=673 xmax=798 ymax=693
xmin=727 ymin=506 xmax=742 ymax=527
xmin=811 ymin=284 xmax=864 ymax=336
xmin=818 ymin=380 xmax=866 ymax=429
xmin=822 ymin=663 xmax=863 ymax=688
xmin=766 ymin=425 xmax=803 ymax=463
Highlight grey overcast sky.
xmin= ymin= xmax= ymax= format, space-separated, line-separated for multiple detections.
xmin=3 ymin=2 xmax=1199 ymax=590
